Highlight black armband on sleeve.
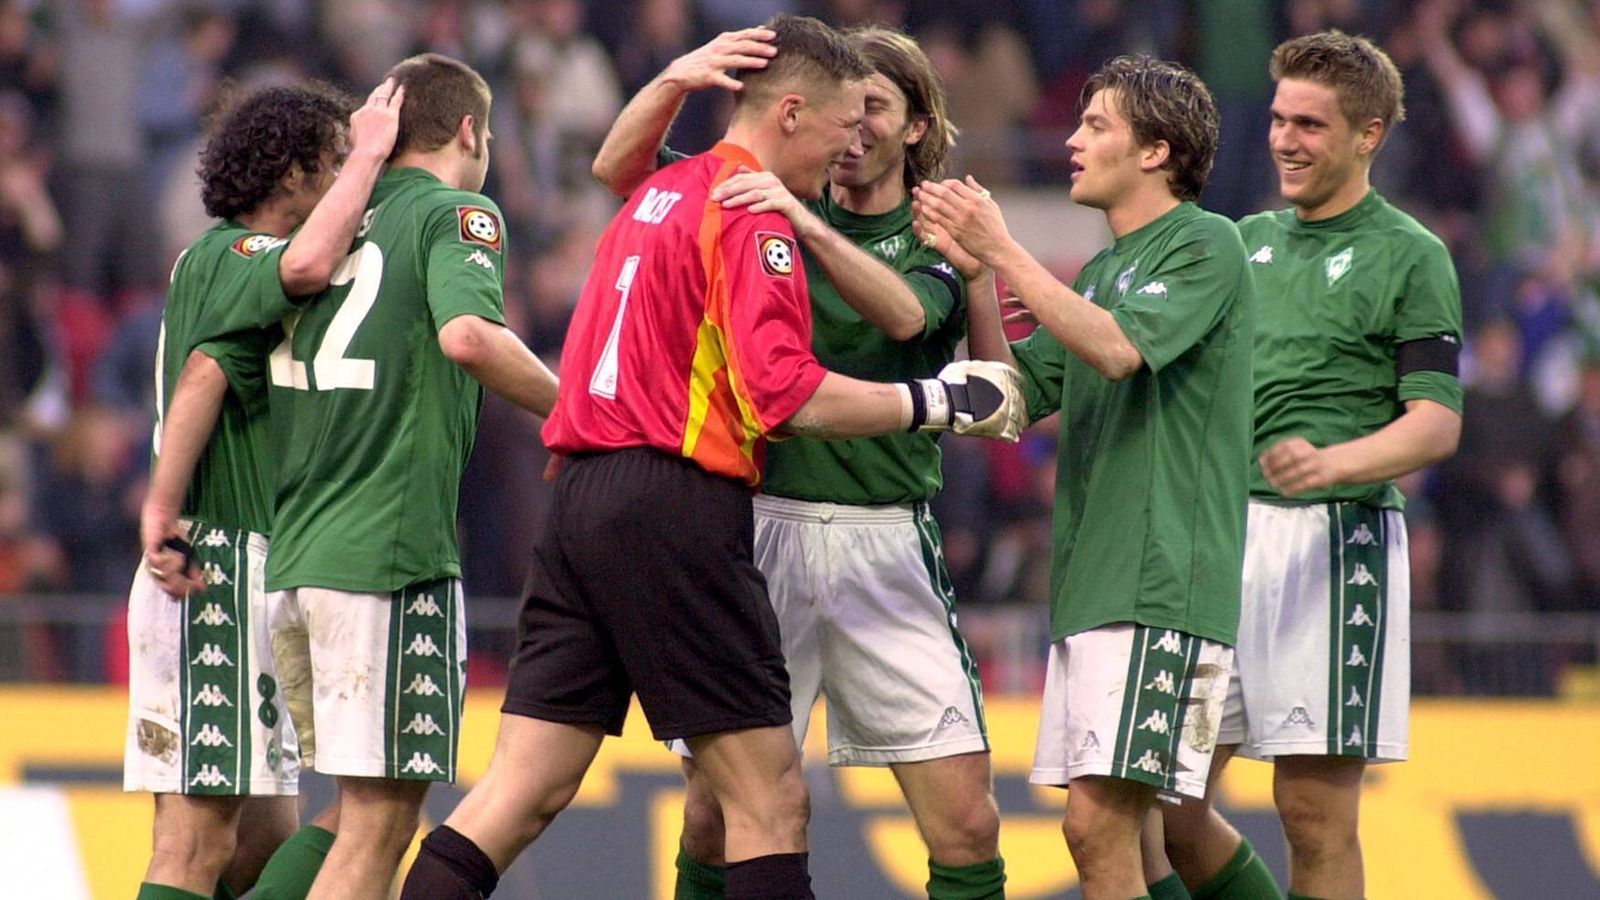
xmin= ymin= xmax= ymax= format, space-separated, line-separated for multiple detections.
xmin=1396 ymin=336 xmax=1461 ymax=377
xmin=909 ymin=263 xmax=963 ymax=305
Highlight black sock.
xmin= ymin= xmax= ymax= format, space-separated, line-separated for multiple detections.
xmin=725 ymin=852 xmax=812 ymax=900
xmin=399 ymin=825 xmax=500 ymax=900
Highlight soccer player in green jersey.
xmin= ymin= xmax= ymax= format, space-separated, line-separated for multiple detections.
xmin=255 ymin=53 xmax=558 ymax=900
xmin=590 ymin=25 xmax=1008 ymax=900
xmin=918 ymin=56 xmax=1254 ymax=900
xmin=129 ymin=79 xmax=404 ymax=900
xmin=1156 ymin=32 xmax=1463 ymax=900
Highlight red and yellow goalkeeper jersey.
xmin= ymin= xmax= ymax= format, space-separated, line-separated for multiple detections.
xmin=544 ymin=142 xmax=827 ymax=485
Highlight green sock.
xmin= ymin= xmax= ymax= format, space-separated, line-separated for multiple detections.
xmin=212 ymin=879 xmax=237 ymax=900
xmin=1149 ymin=871 xmax=1193 ymax=900
xmin=250 ymin=824 xmax=335 ymax=899
xmin=136 ymin=886 xmax=209 ymax=900
xmin=674 ymin=844 xmax=726 ymax=900
xmin=1194 ymin=837 xmax=1283 ymax=900
xmin=927 ymin=856 xmax=1006 ymax=899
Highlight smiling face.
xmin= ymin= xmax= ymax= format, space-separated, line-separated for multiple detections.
xmin=1270 ymin=76 xmax=1377 ymax=220
xmin=831 ymin=72 xmax=922 ymax=194
xmin=1063 ymin=88 xmax=1146 ymax=211
xmin=777 ymin=78 xmax=866 ymax=200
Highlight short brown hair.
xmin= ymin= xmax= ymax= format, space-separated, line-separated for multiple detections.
xmin=1082 ymin=55 xmax=1219 ymax=203
xmin=734 ymin=15 xmax=872 ymax=110
xmin=385 ymin=52 xmax=491 ymax=160
xmin=1271 ymin=31 xmax=1406 ymax=145
xmin=848 ymin=26 xmax=958 ymax=190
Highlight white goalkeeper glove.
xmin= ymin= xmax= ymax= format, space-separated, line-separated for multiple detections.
xmin=902 ymin=359 xmax=1027 ymax=441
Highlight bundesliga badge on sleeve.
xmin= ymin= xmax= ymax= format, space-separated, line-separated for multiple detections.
xmin=457 ymin=205 xmax=502 ymax=252
xmin=757 ymin=232 xmax=795 ymax=277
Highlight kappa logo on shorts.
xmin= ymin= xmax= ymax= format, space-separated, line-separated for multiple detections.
xmin=201 ymin=562 xmax=233 ymax=587
xmin=1283 ymin=706 xmax=1316 ymax=729
xmin=191 ymin=683 xmax=234 ymax=707
xmin=1347 ymin=603 xmax=1375 ymax=626
xmin=1347 ymin=686 xmax=1365 ymax=707
xmin=189 ymin=643 xmax=235 ymax=668
xmin=197 ymin=529 xmax=232 ymax=548
xmin=1346 ymin=563 xmax=1378 ymax=587
xmin=1152 ymin=630 xmax=1185 ymax=655
xmin=407 ymin=594 xmax=444 ymax=617
xmin=1346 ymin=725 xmax=1363 ymax=747
xmin=1144 ymin=670 xmax=1177 ymax=695
xmin=457 ymin=205 xmax=503 ymax=251
xmin=1137 ymin=710 xmax=1172 ymax=735
xmin=189 ymin=764 xmax=233 ymax=788
xmin=191 ymin=603 xmax=235 ymax=627
xmin=757 ymin=231 xmax=795 ymax=277
xmin=401 ymin=751 xmax=444 ymax=775
xmin=1346 ymin=645 xmax=1369 ymax=667
xmin=1128 ymin=748 xmax=1167 ymax=776
xmin=191 ymin=724 xmax=234 ymax=748
xmin=935 ymin=706 xmax=971 ymax=731
xmin=401 ymin=712 xmax=446 ymax=736
xmin=405 ymin=633 xmax=444 ymax=657
xmin=403 ymin=673 xmax=443 ymax=696
xmin=1080 ymin=730 xmax=1101 ymax=751
xmin=230 ymin=233 xmax=287 ymax=258
xmin=1347 ymin=523 xmax=1377 ymax=545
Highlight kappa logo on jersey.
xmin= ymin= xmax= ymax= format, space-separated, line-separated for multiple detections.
xmin=1325 ymin=247 xmax=1354 ymax=286
xmin=1347 ymin=686 xmax=1365 ymax=707
xmin=197 ymin=529 xmax=232 ymax=548
xmin=401 ymin=712 xmax=446 ymax=736
xmin=1136 ymin=281 xmax=1168 ymax=297
xmin=191 ymin=683 xmax=234 ymax=707
xmin=1080 ymin=730 xmax=1101 ymax=751
xmin=403 ymin=673 xmax=443 ymax=696
xmin=407 ymin=594 xmax=444 ymax=617
xmin=757 ymin=232 xmax=795 ymax=277
xmin=202 ymin=562 xmax=233 ymax=587
xmin=1083 ymin=285 xmax=1097 ymax=302
xmin=466 ymin=248 xmax=495 ymax=271
xmin=1151 ymin=630 xmax=1185 ymax=655
xmin=1283 ymin=706 xmax=1316 ymax=728
xmin=405 ymin=633 xmax=444 ymax=658
xmin=401 ymin=751 xmax=444 ymax=775
xmin=1116 ymin=264 xmax=1137 ymax=295
xmin=1347 ymin=523 xmax=1377 ymax=545
xmin=935 ymin=706 xmax=971 ymax=731
xmin=1144 ymin=670 xmax=1177 ymax=695
xmin=190 ymin=643 xmax=235 ymax=668
xmin=1249 ymin=244 xmax=1274 ymax=265
xmin=875 ymin=236 xmax=903 ymax=260
xmin=1128 ymin=748 xmax=1167 ymax=776
xmin=1347 ymin=604 xmax=1375 ymax=627
xmin=457 ymin=205 xmax=502 ymax=251
xmin=191 ymin=723 xmax=234 ymax=747
xmin=230 ymin=233 xmax=287 ymax=258
xmin=1346 ymin=644 xmax=1369 ymax=667
xmin=191 ymin=603 xmax=235 ymax=627
xmin=189 ymin=764 xmax=233 ymax=788
xmin=1347 ymin=563 xmax=1378 ymax=587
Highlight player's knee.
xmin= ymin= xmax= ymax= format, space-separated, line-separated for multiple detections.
xmin=771 ymin=765 xmax=811 ymax=840
xmin=681 ymin=788 xmax=727 ymax=864
xmin=151 ymin=818 xmax=238 ymax=880
xmin=1276 ymin=788 xmax=1357 ymax=856
xmin=923 ymin=794 xmax=1001 ymax=862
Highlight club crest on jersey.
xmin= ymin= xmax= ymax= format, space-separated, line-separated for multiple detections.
xmin=230 ymin=234 xmax=286 ymax=258
xmin=457 ymin=205 xmax=502 ymax=252
xmin=1326 ymin=247 xmax=1353 ymax=286
xmin=757 ymin=232 xmax=795 ymax=277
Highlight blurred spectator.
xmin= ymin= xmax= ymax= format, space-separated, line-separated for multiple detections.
xmin=1189 ymin=0 xmax=1276 ymax=218
xmin=0 ymin=0 xmax=57 ymax=120
xmin=919 ymin=19 xmax=1038 ymax=183
xmin=0 ymin=91 xmax=56 ymax=427
xmin=1548 ymin=352 xmax=1600 ymax=609
xmin=138 ymin=4 xmax=234 ymax=201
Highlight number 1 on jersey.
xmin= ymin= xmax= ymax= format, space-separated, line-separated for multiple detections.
xmin=589 ymin=255 xmax=640 ymax=400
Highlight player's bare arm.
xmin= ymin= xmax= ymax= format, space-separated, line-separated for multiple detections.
xmin=279 ymin=78 xmax=405 ymax=296
xmin=917 ymin=176 xmax=1143 ymax=380
xmin=1260 ymin=398 xmax=1462 ymax=497
xmin=140 ymin=350 xmax=227 ymax=595
xmin=438 ymin=313 xmax=560 ymax=417
xmin=592 ymin=27 xmax=777 ymax=196
xmin=714 ymin=169 xmax=928 ymax=339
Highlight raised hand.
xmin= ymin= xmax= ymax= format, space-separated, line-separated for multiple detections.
xmin=349 ymin=77 xmax=406 ymax=163
xmin=913 ymin=175 xmax=1011 ymax=264
xmin=663 ymin=27 xmax=778 ymax=94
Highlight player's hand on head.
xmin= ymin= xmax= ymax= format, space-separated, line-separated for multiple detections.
xmin=711 ymin=171 xmax=800 ymax=218
xmin=349 ymin=76 xmax=406 ymax=162
xmin=1259 ymin=436 xmax=1334 ymax=497
xmin=905 ymin=360 xmax=1028 ymax=442
xmin=913 ymin=176 xmax=1008 ymax=264
xmin=665 ymin=27 xmax=778 ymax=94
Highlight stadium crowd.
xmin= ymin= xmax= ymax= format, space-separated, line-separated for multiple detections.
xmin=1 ymin=0 xmax=1598 ymax=687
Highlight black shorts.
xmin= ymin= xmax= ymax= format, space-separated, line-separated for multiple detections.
xmin=503 ymin=447 xmax=791 ymax=741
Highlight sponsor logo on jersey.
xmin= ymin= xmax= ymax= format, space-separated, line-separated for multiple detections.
xmin=230 ymin=233 xmax=287 ymax=258
xmin=191 ymin=723 xmax=234 ymax=747
xmin=1145 ymin=670 xmax=1177 ymax=695
xmin=197 ymin=529 xmax=232 ymax=548
xmin=1347 ymin=686 xmax=1365 ymax=707
xmin=1347 ymin=563 xmax=1378 ymax=587
xmin=1283 ymin=706 xmax=1316 ymax=729
xmin=1116 ymin=264 xmax=1137 ymax=296
xmin=874 ymin=236 xmax=902 ymax=261
xmin=1136 ymin=281 xmax=1168 ymax=297
xmin=190 ymin=643 xmax=235 ymax=668
xmin=465 ymin=248 xmax=495 ymax=271
xmin=401 ymin=712 xmax=446 ymax=736
xmin=401 ymin=751 xmax=444 ymax=775
xmin=189 ymin=764 xmax=233 ymax=788
xmin=1347 ymin=523 xmax=1377 ymax=545
xmin=191 ymin=683 xmax=234 ymax=707
xmin=1249 ymin=244 xmax=1274 ymax=265
xmin=1152 ymin=629 xmax=1185 ymax=655
xmin=403 ymin=674 xmax=443 ymax=696
xmin=1137 ymin=709 xmax=1172 ymax=735
xmin=405 ymin=634 xmax=444 ymax=658
xmin=457 ymin=205 xmax=502 ymax=251
xmin=1080 ymin=730 xmax=1101 ymax=751
xmin=934 ymin=706 xmax=971 ymax=731
xmin=1325 ymin=247 xmax=1354 ymax=286
xmin=757 ymin=231 xmax=795 ymax=277
xmin=1346 ymin=644 xmax=1369 ymax=667
xmin=191 ymin=603 xmax=235 ymax=627
xmin=407 ymin=594 xmax=444 ymax=617
xmin=1347 ymin=604 xmax=1375 ymax=627
xmin=1128 ymin=748 xmax=1166 ymax=776
xmin=201 ymin=562 xmax=233 ymax=587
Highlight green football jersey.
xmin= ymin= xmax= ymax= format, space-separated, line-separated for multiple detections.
xmin=1241 ymin=190 xmax=1463 ymax=509
xmin=155 ymin=222 xmax=294 ymax=536
xmin=1012 ymin=202 xmax=1255 ymax=645
xmin=761 ymin=191 xmax=967 ymax=505
xmin=265 ymin=167 xmax=507 ymax=592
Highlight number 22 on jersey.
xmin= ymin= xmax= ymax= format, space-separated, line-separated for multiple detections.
xmin=270 ymin=243 xmax=383 ymax=391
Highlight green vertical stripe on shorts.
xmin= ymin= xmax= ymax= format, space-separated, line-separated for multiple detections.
xmin=1165 ymin=630 xmax=1202 ymax=779
xmin=1124 ymin=626 xmax=1194 ymax=790
xmin=1328 ymin=503 xmax=1385 ymax=756
xmin=1364 ymin=512 xmax=1388 ymax=756
xmin=914 ymin=503 xmax=988 ymax=744
xmin=390 ymin=579 xmax=456 ymax=781
xmin=182 ymin=523 xmax=248 ymax=794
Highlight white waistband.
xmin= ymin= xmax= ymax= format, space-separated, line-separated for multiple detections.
xmin=753 ymin=493 xmax=919 ymax=525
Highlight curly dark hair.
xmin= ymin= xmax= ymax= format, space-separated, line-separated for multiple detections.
xmin=199 ymin=83 xmax=354 ymax=220
xmin=1082 ymin=55 xmax=1219 ymax=202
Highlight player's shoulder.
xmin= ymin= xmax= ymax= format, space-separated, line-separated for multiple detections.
xmin=1236 ymin=206 xmax=1294 ymax=240
xmin=1366 ymin=194 xmax=1452 ymax=262
xmin=179 ymin=221 xmax=285 ymax=278
xmin=1161 ymin=204 xmax=1248 ymax=269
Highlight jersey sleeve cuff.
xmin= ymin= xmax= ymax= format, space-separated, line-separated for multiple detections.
xmin=753 ymin=363 xmax=828 ymax=435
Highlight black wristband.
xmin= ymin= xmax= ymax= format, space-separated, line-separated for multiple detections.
xmin=904 ymin=380 xmax=928 ymax=431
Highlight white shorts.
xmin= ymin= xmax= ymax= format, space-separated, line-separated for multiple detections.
xmin=267 ymin=578 xmax=466 ymax=782
xmin=672 ymin=496 xmax=989 ymax=766
xmin=124 ymin=522 xmax=299 ymax=796
xmin=1219 ymin=500 xmax=1409 ymax=762
xmin=1031 ymin=624 xmax=1232 ymax=800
